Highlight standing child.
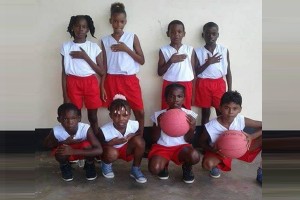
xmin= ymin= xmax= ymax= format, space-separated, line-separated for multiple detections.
xmin=101 ymin=2 xmax=145 ymax=135
xmin=44 ymin=103 xmax=103 ymax=181
xmin=148 ymin=83 xmax=200 ymax=183
xmin=97 ymin=94 xmax=147 ymax=183
xmin=194 ymin=22 xmax=232 ymax=127
xmin=200 ymin=91 xmax=262 ymax=182
xmin=158 ymin=20 xmax=196 ymax=110
xmin=61 ymin=15 xmax=105 ymax=137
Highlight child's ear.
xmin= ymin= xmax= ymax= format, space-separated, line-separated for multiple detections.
xmin=201 ymin=32 xmax=204 ymax=38
xmin=57 ymin=117 xmax=60 ymax=123
xmin=109 ymin=18 xmax=112 ymax=24
xmin=166 ymin=31 xmax=170 ymax=37
xmin=78 ymin=115 xmax=82 ymax=122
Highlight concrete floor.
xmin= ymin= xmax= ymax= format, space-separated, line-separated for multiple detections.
xmin=35 ymin=151 xmax=261 ymax=200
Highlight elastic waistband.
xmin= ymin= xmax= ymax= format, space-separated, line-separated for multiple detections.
xmin=67 ymin=74 xmax=96 ymax=79
xmin=198 ymin=77 xmax=223 ymax=81
xmin=107 ymin=74 xmax=136 ymax=78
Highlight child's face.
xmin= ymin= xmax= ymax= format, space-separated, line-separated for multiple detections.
xmin=167 ymin=24 xmax=185 ymax=45
xmin=58 ymin=110 xmax=80 ymax=134
xmin=166 ymin=88 xmax=185 ymax=109
xmin=219 ymin=102 xmax=242 ymax=120
xmin=110 ymin=106 xmax=131 ymax=131
xmin=72 ymin=18 xmax=89 ymax=40
xmin=110 ymin=13 xmax=127 ymax=34
xmin=203 ymin=26 xmax=219 ymax=45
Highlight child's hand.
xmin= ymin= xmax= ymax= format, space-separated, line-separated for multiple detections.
xmin=111 ymin=42 xmax=129 ymax=52
xmin=206 ymin=53 xmax=222 ymax=65
xmin=186 ymin=114 xmax=196 ymax=130
xmin=69 ymin=47 xmax=88 ymax=60
xmin=157 ymin=113 xmax=165 ymax=127
xmin=125 ymin=133 xmax=135 ymax=141
xmin=212 ymin=146 xmax=226 ymax=158
xmin=111 ymin=137 xmax=127 ymax=145
xmin=56 ymin=144 xmax=73 ymax=156
xmin=170 ymin=53 xmax=187 ymax=63
xmin=101 ymin=89 xmax=107 ymax=102
xmin=242 ymin=131 xmax=252 ymax=150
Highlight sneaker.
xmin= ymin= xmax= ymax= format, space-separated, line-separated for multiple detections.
xmin=84 ymin=161 xmax=97 ymax=181
xmin=210 ymin=167 xmax=221 ymax=178
xmin=130 ymin=166 xmax=147 ymax=183
xmin=158 ymin=167 xmax=169 ymax=180
xmin=101 ymin=162 xmax=115 ymax=178
xmin=182 ymin=164 xmax=195 ymax=183
xmin=60 ymin=163 xmax=73 ymax=181
xmin=256 ymin=167 xmax=262 ymax=185
xmin=94 ymin=156 xmax=101 ymax=163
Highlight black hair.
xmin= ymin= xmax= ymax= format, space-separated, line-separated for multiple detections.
xmin=57 ymin=103 xmax=81 ymax=117
xmin=203 ymin=22 xmax=219 ymax=32
xmin=67 ymin=15 xmax=96 ymax=38
xmin=110 ymin=2 xmax=126 ymax=17
xmin=164 ymin=83 xmax=186 ymax=100
xmin=167 ymin=20 xmax=185 ymax=32
xmin=109 ymin=98 xmax=131 ymax=113
xmin=220 ymin=91 xmax=242 ymax=106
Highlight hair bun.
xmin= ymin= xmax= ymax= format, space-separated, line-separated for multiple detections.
xmin=113 ymin=94 xmax=127 ymax=101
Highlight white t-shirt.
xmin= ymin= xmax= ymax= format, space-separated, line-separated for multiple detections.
xmin=151 ymin=108 xmax=198 ymax=147
xmin=53 ymin=122 xmax=90 ymax=142
xmin=205 ymin=114 xmax=245 ymax=146
xmin=160 ymin=44 xmax=194 ymax=82
xmin=101 ymin=32 xmax=140 ymax=75
xmin=60 ymin=40 xmax=101 ymax=77
xmin=100 ymin=120 xmax=139 ymax=148
xmin=195 ymin=44 xmax=228 ymax=79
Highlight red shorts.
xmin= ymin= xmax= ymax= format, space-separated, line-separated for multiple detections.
xmin=161 ymin=80 xmax=193 ymax=109
xmin=103 ymin=74 xmax=144 ymax=110
xmin=202 ymin=146 xmax=262 ymax=171
xmin=51 ymin=141 xmax=92 ymax=161
xmin=148 ymin=144 xmax=191 ymax=165
xmin=194 ymin=78 xmax=226 ymax=108
xmin=66 ymin=75 xmax=102 ymax=109
xmin=116 ymin=143 xmax=134 ymax=162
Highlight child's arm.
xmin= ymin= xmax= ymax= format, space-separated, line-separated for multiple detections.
xmin=69 ymin=47 xmax=105 ymax=76
xmin=61 ymin=56 xmax=70 ymax=103
xmin=195 ymin=53 xmax=222 ymax=76
xmin=199 ymin=127 xmax=217 ymax=152
xmin=225 ymin=50 xmax=232 ymax=91
xmin=56 ymin=128 xmax=103 ymax=157
xmin=44 ymin=130 xmax=59 ymax=149
xmin=157 ymin=50 xmax=187 ymax=76
xmin=100 ymin=41 xmax=107 ymax=102
xmin=244 ymin=117 xmax=262 ymax=140
xmin=184 ymin=114 xmax=196 ymax=143
xmin=110 ymin=35 xmax=145 ymax=65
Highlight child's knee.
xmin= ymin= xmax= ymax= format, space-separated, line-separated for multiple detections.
xmin=102 ymin=148 xmax=118 ymax=162
xmin=202 ymin=158 xmax=215 ymax=170
xmin=191 ymin=150 xmax=201 ymax=164
xmin=131 ymin=136 xmax=145 ymax=149
xmin=148 ymin=161 xmax=162 ymax=175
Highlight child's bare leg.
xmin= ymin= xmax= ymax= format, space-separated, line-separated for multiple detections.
xmin=87 ymin=109 xmax=99 ymax=136
xmin=101 ymin=146 xmax=118 ymax=163
xmin=202 ymin=156 xmax=222 ymax=170
xmin=127 ymin=136 xmax=145 ymax=167
xmin=249 ymin=136 xmax=262 ymax=152
xmin=55 ymin=154 xmax=69 ymax=164
xmin=201 ymin=108 xmax=211 ymax=126
xmin=148 ymin=156 xmax=169 ymax=175
xmin=178 ymin=146 xmax=200 ymax=165
xmin=133 ymin=109 xmax=145 ymax=136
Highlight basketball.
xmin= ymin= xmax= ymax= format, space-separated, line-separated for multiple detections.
xmin=159 ymin=108 xmax=189 ymax=137
xmin=215 ymin=130 xmax=248 ymax=159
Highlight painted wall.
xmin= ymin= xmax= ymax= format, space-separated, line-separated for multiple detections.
xmin=0 ymin=0 xmax=262 ymax=130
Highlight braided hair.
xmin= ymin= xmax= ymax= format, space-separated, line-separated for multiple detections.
xmin=67 ymin=15 xmax=96 ymax=38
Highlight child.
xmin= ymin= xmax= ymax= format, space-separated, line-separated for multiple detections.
xmin=61 ymin=15 xmax=105 ymax=137
xmin=148 ymin=83 xmax=200 ymax=184
xmin=194 ymin=22 xmax=232 ymax=127
xmin=101 ymin=2 xmax=145 ymax=136
xmin=44 ymin=103 xmax=103 ymax=181
xmin=97 ymin=94 xmax=147 ymax=183
xmin=199 ymin=91 xmax=262 ymax=182
xmin=157 ymin=20 xmax=196 ymax=109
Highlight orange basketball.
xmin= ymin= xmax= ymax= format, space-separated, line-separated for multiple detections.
xmin=160 ymin=108 xmax=189 ymax=137
xmin=216 ymin=130 xmax=248 ymax=159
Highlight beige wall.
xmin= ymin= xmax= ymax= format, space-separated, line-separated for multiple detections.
xmin=0 ymin=0 xmax=262 ymax=130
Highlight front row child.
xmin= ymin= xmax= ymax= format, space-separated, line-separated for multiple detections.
xmin=200 ymin=91 xmax=262 ymax=183
xmin=44 ymin=103 xmax=103 ymax=181
xmin=97 ymin=94 xmax=147 ymax=183
xmin=148 ymin=83 xmax=200 ymax=183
